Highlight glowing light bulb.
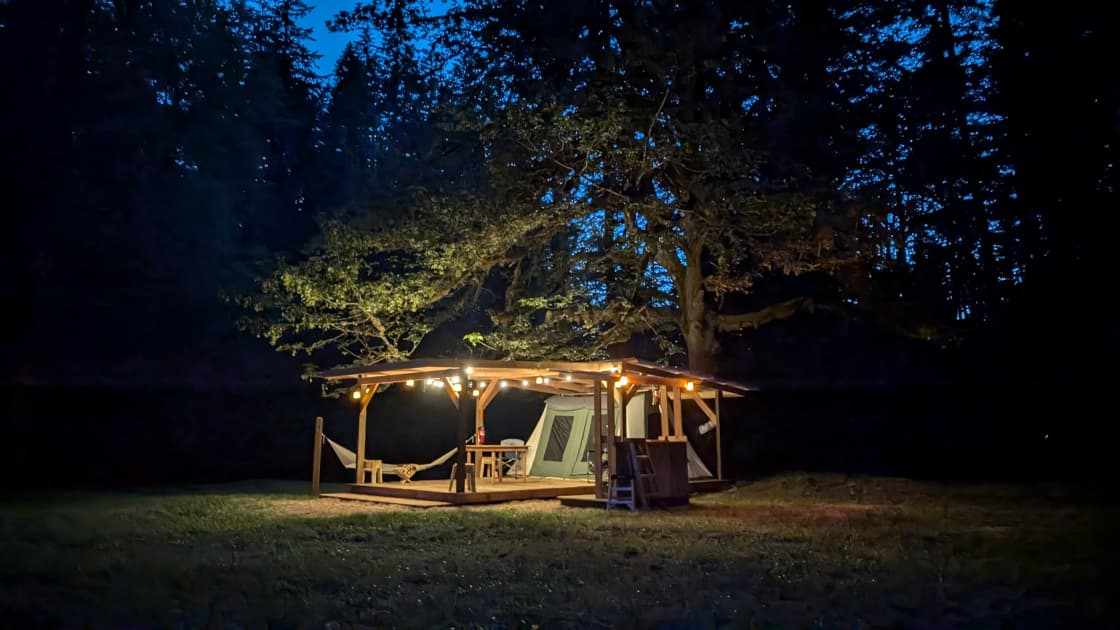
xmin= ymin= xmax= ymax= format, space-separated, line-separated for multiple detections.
xmin=521 ymin=379 xmax=529 ymax=386
xmin=685 ymin=381 xmax=694 ymax=391
xmin=352 ymin=390 xmax=362 ymax=399
xmin=452 ymin=383 xmax=462 ymax=392
xmin=472 ymin=389 xmax=480 ymax=397
xmin=405 ymin=379 xmax=415 ymax=387
xmin=535 ymin=376 xmax=543 ymax=384
xmin=478 ymin=381 xmax=487 ymax=389
xmin=500 ymin=380 xmax=508 ymax=388
xmin=565 ymin=374 xmax=572 ymax=381
xmin=465 ymin=366 xmax=474 ymax=375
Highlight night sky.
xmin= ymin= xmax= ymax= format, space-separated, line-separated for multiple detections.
xmin=300 ymin=1 xmax=352 ymax=76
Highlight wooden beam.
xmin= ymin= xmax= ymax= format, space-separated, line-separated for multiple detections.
xmin=311 ymin=416 xmax=323 ymax=497
xmin=355 ymin=387 xmax=376 ymax=484
xmin=606 ymin=378 xmax=616 ymax=479
xmin=505 ymin=383 xmax=576 ymax=397
xmin=593 ymin=378 xmax=604 ymax=499
xmin=658 ymin=385 xmax=669 ymax=439
xmin=478 ymin=379 xmax=502 ymax=411
xmin=475 ymin=379 xmax=501 ymax=430
xmin=444 ymin=377 xmax=459 ymax=408
xmin=672 ymin=386 xmax=684 ymax=439
xmin=454 ymin=369 xmax=472 ymax=493
xmin=715 ymin=388 xmax=723 ymax=480
xmin=319 ymin=357 xmax=624 ymax=380
xmin=356 ymin=369 xmax=459 ymax=386
xmin=690 ymin=392 xmax=717 ymax=424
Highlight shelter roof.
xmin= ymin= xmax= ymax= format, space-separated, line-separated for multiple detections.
xmin=316 ymin=358 xmax=756 ymax=397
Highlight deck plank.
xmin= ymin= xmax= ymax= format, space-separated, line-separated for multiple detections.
xmin=321 ymin=492 xmax=452 ymax=508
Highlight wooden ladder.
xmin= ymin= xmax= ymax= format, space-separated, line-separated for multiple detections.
xmin=606 ymin=440 xmax=658 ymax=510
xmin=628 ymin=439 xmax=658 ymax=509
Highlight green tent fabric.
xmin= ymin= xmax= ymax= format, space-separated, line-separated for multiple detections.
xmin=524 ymin=394 xmax=713 ymax=480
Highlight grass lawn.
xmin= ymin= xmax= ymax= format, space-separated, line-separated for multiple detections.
xmin=1 ymin=474 xmax=1114 ymax=627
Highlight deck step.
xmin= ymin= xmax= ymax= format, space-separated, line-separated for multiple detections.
xmin=321 ymin=492 xmax=452 ymax=508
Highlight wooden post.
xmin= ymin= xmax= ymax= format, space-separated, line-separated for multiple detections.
xmin=311 ymin=416 xmax=323 ymax=497
xmin=658 ymin=385 xmax=670 ymax=439
xmin=606 ymin=378 xmax=616 ymax=479
xmin=672 ymin=386 xmax=684 ymax=439
xmin=454 ymin=369 xmax=474 ymax=493
xmin=593 ymin=378 xmax=604 ymax=499
xmin=715 ymin=388 xmax=723 ymax=480
xmin=476 ymin=379 xmax=500 ymax=430
xmin=355 ymin=387 xmax=375 ymax=484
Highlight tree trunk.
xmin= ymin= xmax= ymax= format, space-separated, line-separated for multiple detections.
xmin=679 ymin=243 xmax=718 ymax=375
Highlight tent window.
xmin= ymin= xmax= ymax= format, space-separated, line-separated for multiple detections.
xmin=543 ymin=414 xmax=574 ymax=461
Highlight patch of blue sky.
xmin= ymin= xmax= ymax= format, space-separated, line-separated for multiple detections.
xmin=652 ymin=179 xmax=677 ymax=205
xmin=646 ymin=260 xmax=676 ymax=305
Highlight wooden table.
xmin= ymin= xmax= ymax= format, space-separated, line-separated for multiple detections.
xmin=465 ymin=445 xmax=529 ymax=482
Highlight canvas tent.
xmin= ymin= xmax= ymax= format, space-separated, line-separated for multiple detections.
xmin=523 ymin=394 xmax=713 ymax=480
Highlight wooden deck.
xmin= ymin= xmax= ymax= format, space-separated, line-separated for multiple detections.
xmin=321 ymin=492 xmax=453 ymax=508
xmin=343 ymin=476 xmax=593 ymax=506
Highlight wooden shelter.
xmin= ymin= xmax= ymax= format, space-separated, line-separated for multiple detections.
xmin=312 ymin=358 xmax=754 ymax=506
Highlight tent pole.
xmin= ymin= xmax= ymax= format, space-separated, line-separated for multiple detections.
xmin=593 ymin=378 xmax=604 ymax=499
xmin=312 ymin=416 xmax=323 ymax=496
xmin=716 ymin=388 xmax=723 ymax=480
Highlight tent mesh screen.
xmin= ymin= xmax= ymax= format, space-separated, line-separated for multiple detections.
xmin=543 ymin=414 xmax=574 ymax=461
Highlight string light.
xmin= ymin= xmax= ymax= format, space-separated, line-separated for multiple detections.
xmin=565 ymin=374 xmax=572 ymax=381
xmin=472 ymin=389 xmax=480 ymax=397
xmin=500 ymin=380 xmax=508 ymax=388
xmin=465 ymin=366 xmax=474 ymax=375
xmin=478 ymin=381 xmax=487 ymax=389
xmin=352 ymin=390 xmax=362 ymax=399
xmin=452 ymin=383 xmax=462 ymax=392
xmin=405 ymin=379 xmax=415 ymax=387
xmin=685 ymin=381 xmax=694 ymax=391
xmin=535 ymin=376 xmax=543 ymax=384
xmin=521 ymin=379 xmax=529 ymax=386
xmin=543 ymin=377 xmax=550 ymax=384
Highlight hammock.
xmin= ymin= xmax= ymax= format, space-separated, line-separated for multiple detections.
xmin=325 ymin=436 xmax=458 ymax=482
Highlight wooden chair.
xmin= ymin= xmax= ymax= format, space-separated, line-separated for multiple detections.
xmin=448 ymin=463 xmax=476 ymax=491
xmin=360 ymin=459 xmax=383 ymax=484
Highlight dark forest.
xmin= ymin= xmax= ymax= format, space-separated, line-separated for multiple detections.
xmin=2 ymin=0 xmax=1116 ymax=484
